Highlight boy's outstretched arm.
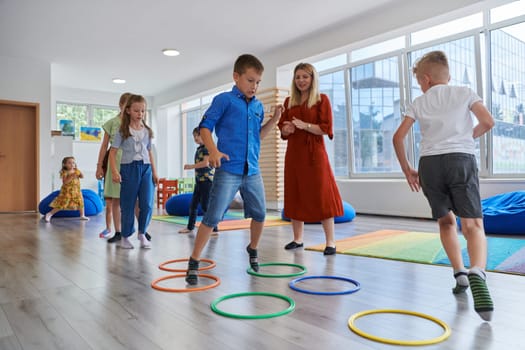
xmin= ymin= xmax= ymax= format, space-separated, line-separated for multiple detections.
xmin=260 ymin=105 xmax=283 ymax=140
xmin=393 ymin=117 xmax=420 ymax=192
xmin=200 ymin=127 xmax=229 ymax=168
xmin=471 ymin=102 xmax=495 ymax=138
xmin=184 ymin=156 xmax=210 ymax=170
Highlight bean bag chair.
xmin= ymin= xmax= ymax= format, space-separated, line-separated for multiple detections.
xmin=165 ymin=193 xmax=203 ymax=216
xmin=38 ymin=189 xmax=104 ymax=217
xmin=281 ymin=200 xmax=356 ymax=224
xmin=458 ymin=191 xmax=525 ymax=235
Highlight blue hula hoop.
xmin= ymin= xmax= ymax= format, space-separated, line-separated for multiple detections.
xmin=289 ymin=275 xmax=361 ymax=295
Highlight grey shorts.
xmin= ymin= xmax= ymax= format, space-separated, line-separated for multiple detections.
xmin=418 ymin=153 xmax=482 ymax=220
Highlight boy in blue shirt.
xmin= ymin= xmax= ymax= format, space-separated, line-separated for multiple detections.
xmin=186 ymin=54 xmax=283 ymax=285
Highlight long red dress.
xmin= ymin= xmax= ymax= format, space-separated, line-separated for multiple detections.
xmin=278 ymin=94 xmax=343 ymax=222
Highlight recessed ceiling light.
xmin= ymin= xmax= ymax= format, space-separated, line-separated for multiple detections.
xmin=162 ymin=49 xmax=180 ymax=57
xmin=112 ymin=78 xmax=126 ymax=84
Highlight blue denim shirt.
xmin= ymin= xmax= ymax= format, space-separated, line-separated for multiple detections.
xmin=112 ymin=128 xmax=152 ymax=164
xmin=199 ymin=85 xmax=265 ymax=176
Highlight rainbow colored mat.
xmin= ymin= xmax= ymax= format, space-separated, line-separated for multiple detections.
xmin=306 ymin=230 xmax=525 ymax=275
xmin=152 ymin=212 xmax=290 ymax=231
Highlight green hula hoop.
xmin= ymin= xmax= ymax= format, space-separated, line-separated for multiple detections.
xmin=210 ymin=292 xmax=295 ymax=319
xmin=246 ymin=262 xmax=307 ymax=278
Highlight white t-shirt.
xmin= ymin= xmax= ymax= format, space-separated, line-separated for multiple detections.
xmin=130 ymin=127 xmax=147 ymax=161
xmin=405 ymin=84 xmax=481 ymax=157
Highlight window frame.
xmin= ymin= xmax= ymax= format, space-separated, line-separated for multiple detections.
xmin=314 ymin=7 xmax=525 ymax=178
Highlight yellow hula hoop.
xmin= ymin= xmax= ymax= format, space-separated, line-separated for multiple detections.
xmin=348 ymin=309 xmax=451 ymax=346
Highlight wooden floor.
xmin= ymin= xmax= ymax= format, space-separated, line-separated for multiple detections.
xmin=1 ymin=210 xmax=525 ymax=350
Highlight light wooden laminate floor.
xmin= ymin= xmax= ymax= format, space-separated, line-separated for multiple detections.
xmin=0 ymin=210 xmax=524 ymax=350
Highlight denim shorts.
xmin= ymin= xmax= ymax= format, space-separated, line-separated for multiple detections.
xmin=418 ymin=153 xmax=482 ymax=219
xmin=201 ymin=169 xmax=266 ymax=227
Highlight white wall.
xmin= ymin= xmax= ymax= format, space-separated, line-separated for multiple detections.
xmin=339 ymin=179 xmax=525 ymax=219
xmin=0 ymin=55 xmax=52 ymax=200
xmin=154 ymin=107 xmax=183 ymax=179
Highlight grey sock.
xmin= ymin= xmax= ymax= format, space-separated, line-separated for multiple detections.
xmin=452 ymin=268 xmax=469 ymax=294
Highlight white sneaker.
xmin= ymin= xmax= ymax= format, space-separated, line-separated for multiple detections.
xmin=44 ymin=213 xmax=52 ymax=222
xmin=138 ymin=234 xmax=151 ymax=249
xmin=119 ymin=237 xmax=134 ymax=249
xmin=79 ymin=216 xmax=90 ymax=221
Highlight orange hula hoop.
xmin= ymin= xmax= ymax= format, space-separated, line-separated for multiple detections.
xmin=151 ymin=273 xmax=220 ymax=293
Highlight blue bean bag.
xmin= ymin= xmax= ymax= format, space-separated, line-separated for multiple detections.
xmin=458 ymin=191 xmax=525 ymax=235
xmin=281 ymin=200 xmax=356 ymax=224
xmin=165 ymin=193 xmax=203 ymax=216
xmin=39 ymin=189 xmax=104 ymax=217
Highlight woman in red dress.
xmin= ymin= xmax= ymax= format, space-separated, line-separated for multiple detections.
xmin=278 ymin=63 xmax=343 ymax=255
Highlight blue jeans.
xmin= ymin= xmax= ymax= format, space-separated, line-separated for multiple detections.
xmin=201 ymin=169 xmax=266 ymax=228
xmin=187 ymin=180 xmax=216 ymax=231
xmin=119 ymin=161 xmax=154 ymax=238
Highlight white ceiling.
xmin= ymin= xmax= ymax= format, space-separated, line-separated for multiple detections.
xmin=0 ymin=0 xmax=397 ymax=96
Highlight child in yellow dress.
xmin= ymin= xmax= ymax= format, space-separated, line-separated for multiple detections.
xmin=45 ymin=156 xmax=89 ymax=222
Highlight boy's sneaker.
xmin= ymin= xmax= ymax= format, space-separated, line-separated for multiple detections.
xmin=246 ymin=245 xmax=259 ymax=272
xmin=99 ymin=229 xmax=112 ymax=238
xmin=107 ymin=232 xmax=122 ymax=243
xmin=186 ymin=257 xmax=200 ymax=285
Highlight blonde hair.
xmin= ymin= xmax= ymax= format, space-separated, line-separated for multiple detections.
xmin=119 ymin=94 xmax=153 ymax=140
xmin=413 ymin=50 xmax=450 ymax=82
xmin=119 ymin=92 xmax=132 ymax=110
xmin=289 ymin=63 xmax=321 ymax=109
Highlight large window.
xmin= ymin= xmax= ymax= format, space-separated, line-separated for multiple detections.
xmin=408 ymin=36 xmax=479 ymax=167
xmin=93 ymin=106 xmax=119 ymax=127
xmin=490 ymin=22 xmax=525 ymax=174
xmin=320 ymin=71 xmax=348 ymax=176
xmin=349 ymin=56 xmax=401 ymax=174
xmin=307 ymin=1 xmax=525 ymax=178
xmin=176 ymin=87 xmax=229 ymax=169
xmin=56 ymin=103 xmax=118 ymax=139
xmin=175 ymin=1 xmax=525 ymax=179
xmin=184 ymin=108 xmax=204 ymax=164
xmin=56 ymin=103 xmax=88 ymax=139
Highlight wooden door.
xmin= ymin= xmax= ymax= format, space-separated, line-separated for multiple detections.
xmin=0 ymin=100 xmax=39 ymax=212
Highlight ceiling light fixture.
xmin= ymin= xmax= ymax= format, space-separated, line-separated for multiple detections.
xmin=112 ymin=78 xmax=126 ymax=84
xmin=162 ymin=49 xmax=180 ymax=57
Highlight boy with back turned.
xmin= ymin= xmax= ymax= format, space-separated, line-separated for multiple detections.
xmin=393 ymin=50 xmax=495 ymax=321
